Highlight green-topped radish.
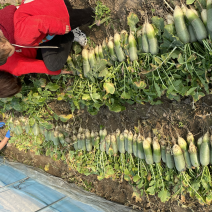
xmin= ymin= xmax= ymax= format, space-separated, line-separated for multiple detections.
xmin=119 ymin=133 xmax=125 ymax=154
xmin=166 ymin=146 xmax=175 ymax=169
xmin=174 ymin=5 xmax=190 ymax=43
xmin=114 ymin=32 xmax=125 ymax=62
xmin=153 ymin=137 xmax=161 ymax=163
xmin=85 ymin=129 xmax=92 ymax=151
xmin=107 ymin=37 xmax=118 ymax=61
xmin=77 ymin=133 xmax=81 ymax=150
xmin=200 ymin=131 xmax=210 ymax=166
xmin=46 ymin=130 xmax=52 ymax=142
xmin=137 ymin=134 xmax=145 ymax=159
xmin=116 ymin=129 xmax=121 ymax=150
xmin=88 ymin=48 xmax=96 ymax=69
xmin=78 ymin=127 xmax=83 ymax=133
xmin=102 ymin=39 xmax=109 ymax=56
xmin=197 ymin=136 xmax=203 ymax=154
xmin=129 ymin=33 xmax=138 ymax=61
xmin=105 ymin=134 xmax=111 ymax=154
xmin=146 ymin=132 xmax=152 ymax=145
xmin=53 ymin=130 xmax=60 ymax=146
xmin=91 ymin=130 xmax=95 ymax=146
xmin=132 ymin=133 xmax=138 ymax=157
xmin=142 ymin=22 xmax=149 ymax=53
xmin=160 ymin=139 xmax=166 ymax=163
xmin=127 ymin=131 xmax=133 ymax=154
xmin=81 ymin=133 xmax=86 ymax=151
xmin=207 ymin=0 xmax=212 ymax=31
xmin=210 ymin=135 xmax=212 ymax=164
xmin=32 ymin=122 xmax=40 ymax=136
xmin=111 ymin=134 xmax=118 ymax=155
xmin=124 ymin=129 xmax=129 ymax=152
xmin=189 ymin=142 xmax=200 ymax=167
xmin=186 ymin=8 xmax=207 ymax=41
xmin=98 ymin=45 xmax=104 ymax=59
xmin=73 ymin=135 xmax=78 ymax=150
xmin=100 ymin=129 xmax=107 ymax=141
xmin=58 ymin=132 xmax=66 ymax=145
xmin=201 ymin=9 xmax=207 ymax=26
xmin=177 ymin=136 xmax=191 ymax=168
xmin=136 ymin=28 xmax=143 ymax=51
xmin=188 ymin=25 xmax=197 ymax=42
xmin=143 ymin=138 xmax=153 ymax=164
xmin=82 ymin=48 xmax=90 ymax=77
xmin=173 ymin=144 xmax=186 ymax=172
xmin=95 ymin=45 xmax=100 ymax=61
xmin=100 ymin=129 xmax=107 ymax=152
xmin=94 ymin=136 xmax=100 ymax=149
xmin=146 ymin=20 xmax=159 ymax=55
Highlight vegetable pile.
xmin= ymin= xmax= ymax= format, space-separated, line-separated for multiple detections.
xmin=5 ymin=114 xmax=212 ymax=204
xmin=64 ymin=1 xmax=212 ymax=114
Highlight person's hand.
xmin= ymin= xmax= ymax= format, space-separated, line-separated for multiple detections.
xmin=65 ymin=25 xmax=70 ymax=34
xmin=5 ymin=130 xmax=11 ymax=138
xmin=61 ymin=69 xmax=74 ymax=75
xmin=0 ymin=122 xmax=5 ymax=128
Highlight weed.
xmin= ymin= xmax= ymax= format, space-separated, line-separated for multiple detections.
xmin=178 ymin=122 xmax=184 ymax=128
xmin=89 ymin=1 xmax=111 ymax=28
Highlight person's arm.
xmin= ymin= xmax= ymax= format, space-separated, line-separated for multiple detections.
xmin=0 ymin=130 xmax=10 ymax=150
xmin=14 ymin=14 xmax=70 ymax=46
xmin=1 ymin=52 xmax=61 ymax=76
xmin=0 ymin=137 xmax=9 ymax=150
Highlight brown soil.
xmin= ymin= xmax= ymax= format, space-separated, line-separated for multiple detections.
xmin=1 ymin=0 xmax=212 ymax=211
xmin=48 ymin=95 xmax=212 ymax=142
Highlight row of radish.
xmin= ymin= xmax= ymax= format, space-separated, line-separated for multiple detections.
xmin=73 ymin=127 xmax=211 ymax=172
xmin=6 ymin=117 xmax=211 ymax=172
xmin=174 ymin=3 xmax=212 ymax=43
xmin=80 ymin=26 xmax=158 ymax=77
xmin=77 ymin=2 xmax=212 ymax=77
xmin=7 ymin=117 xmax=69 ymax=146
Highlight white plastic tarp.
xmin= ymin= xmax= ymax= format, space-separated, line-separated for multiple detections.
xmin=0 ymin=157 xmax=135 ymax=212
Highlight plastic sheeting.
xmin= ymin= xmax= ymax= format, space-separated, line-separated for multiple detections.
xmin=0 ymin=157 xmax=135 ymax=212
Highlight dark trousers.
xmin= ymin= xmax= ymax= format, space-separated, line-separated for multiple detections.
xmin=36 ymin=0 xmax=94 ymax=71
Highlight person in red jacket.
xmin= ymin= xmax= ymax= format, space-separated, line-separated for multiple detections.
xmin=0 ymin=0 xmax=94 ymax=98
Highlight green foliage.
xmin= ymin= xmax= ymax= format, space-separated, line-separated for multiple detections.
xmin=0 ymin=3 xmax=11 ymax=9
xmin=90 ymin=1 xmax=111 ymax=28
xmin=186 ymin=0 xmax=195 ymax=5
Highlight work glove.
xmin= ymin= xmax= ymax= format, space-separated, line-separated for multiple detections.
xmin=0 ymin=122 xmax=5 ymax=128
xmin=5 ymin=130 xmax=11 ymax=138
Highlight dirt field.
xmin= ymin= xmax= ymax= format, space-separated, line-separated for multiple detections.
xmin=1 ymin=0 xmax=212 ymax=211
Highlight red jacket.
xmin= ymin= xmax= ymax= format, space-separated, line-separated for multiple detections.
xmin=14 ymin=0 xmax=71 ymax=46
xmin=1 ymin=47 xmax=61 ymax=76
xmin=0 ymin=0 xmax=71 ymax=76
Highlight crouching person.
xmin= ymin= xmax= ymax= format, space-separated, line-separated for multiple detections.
xmin=0 ymin=122 xmax=11 ymax=150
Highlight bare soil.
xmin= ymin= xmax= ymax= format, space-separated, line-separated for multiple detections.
xmin=74 ymin=0 xmax=172 ymax=46
xmin=1 ymin=0 xmax=212 ymax=211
